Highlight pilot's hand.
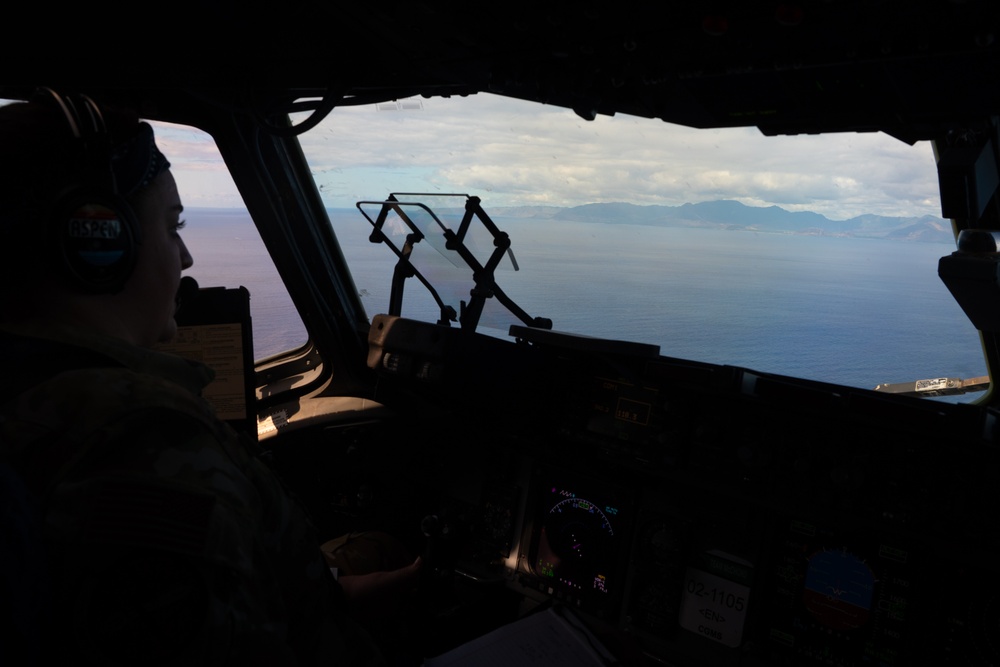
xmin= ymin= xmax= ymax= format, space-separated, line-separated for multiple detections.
xmin=337 ymin=556 xmax=422 ymax=624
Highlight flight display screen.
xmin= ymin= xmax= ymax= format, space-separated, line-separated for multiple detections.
xmin=584 ymin=374 xmax=661 ymax=445
xmin=528 ymin=474 xmax=630 ymax=617
xmin=764 ymin=518 xmax=913 ymax=663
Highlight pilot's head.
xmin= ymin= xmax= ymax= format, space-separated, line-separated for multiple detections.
xmin=0 ymin=94 xmax=193 ymax=346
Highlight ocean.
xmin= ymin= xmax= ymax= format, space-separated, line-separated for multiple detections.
xmin=181 ymin=208 xmax=988 ymax=403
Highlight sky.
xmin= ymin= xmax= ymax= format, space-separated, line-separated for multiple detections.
xmin=156 ymin=92 xmax=943 ymax=221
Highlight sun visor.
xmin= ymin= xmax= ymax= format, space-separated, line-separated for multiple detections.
xmin=939 ymin=229 xmax=1000 ymax=332
xmin=937 ymin=135 xmax=1000 ymax=224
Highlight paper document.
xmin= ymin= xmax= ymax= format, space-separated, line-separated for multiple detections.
xmin=423 ymin=606 xmax=613 ymax=667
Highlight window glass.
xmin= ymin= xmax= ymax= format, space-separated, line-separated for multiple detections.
xmin=152 ymin=121 xmax=308 ymax=360
xmin=303 ymin=94 xmax=986 ymax=401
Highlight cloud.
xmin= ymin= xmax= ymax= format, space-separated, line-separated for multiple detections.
xmin=299 ymin=94 xmax=941 ymax=219
xmin=150 ymin=120 xmax=245 ymax=208
xmin=160 ymin=93 xmax=944 ymax=220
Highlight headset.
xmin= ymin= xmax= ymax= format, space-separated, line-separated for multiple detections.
xmin=38 ymin=88 xmax=141 ymax=293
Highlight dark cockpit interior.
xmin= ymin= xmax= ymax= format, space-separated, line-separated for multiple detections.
xmin=5 ymin=2 xmax=1000 ymax=664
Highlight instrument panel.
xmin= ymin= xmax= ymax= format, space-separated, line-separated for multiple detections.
xmin=269 ymin=316 xmax=1000 ymax=665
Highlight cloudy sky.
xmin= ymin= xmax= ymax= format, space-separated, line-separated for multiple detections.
xmin=159 ymin=92 xmax=943 ymax=221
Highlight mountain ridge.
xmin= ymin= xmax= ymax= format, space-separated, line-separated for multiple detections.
xmin=489 ymin=200 xmax=954 ymax=243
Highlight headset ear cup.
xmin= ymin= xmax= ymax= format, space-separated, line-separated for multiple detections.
xmin=35 ymin=89 xmax=143 ymax=294
xmin=52 ymin=189 xmax=140 ymax=293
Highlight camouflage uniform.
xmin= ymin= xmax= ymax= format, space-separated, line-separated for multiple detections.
xmin=0 ymin=322 xmax=383 ymax=666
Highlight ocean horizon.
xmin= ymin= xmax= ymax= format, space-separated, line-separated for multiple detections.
xmin=181 ymin=208 xmax=987 ymax=403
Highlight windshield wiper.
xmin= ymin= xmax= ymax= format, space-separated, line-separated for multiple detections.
xmin=356 ymin=193 xmax=552 ymax=333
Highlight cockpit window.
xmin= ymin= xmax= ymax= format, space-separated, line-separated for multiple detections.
xmin=298 ymin=93 xmax=987 ymax=402
xmin=151 ymin=121 xmax=308 ymax=360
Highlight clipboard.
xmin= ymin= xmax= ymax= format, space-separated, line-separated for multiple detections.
xmin=157 ymin=284 xmax=257 ymax=441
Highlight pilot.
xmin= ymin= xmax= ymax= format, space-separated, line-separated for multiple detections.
xmin=0 ymin=94 xmax=418 ymax=665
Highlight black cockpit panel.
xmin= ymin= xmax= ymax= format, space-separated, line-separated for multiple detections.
xmin=263 ymin=316 xmax=1000 ymax=665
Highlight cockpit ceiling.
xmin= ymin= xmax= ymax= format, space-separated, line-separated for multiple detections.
xmin=7 ymin=1 xmax=998 ymax=141
xmin=311 ymin=1 xmax=1000 ymax=142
